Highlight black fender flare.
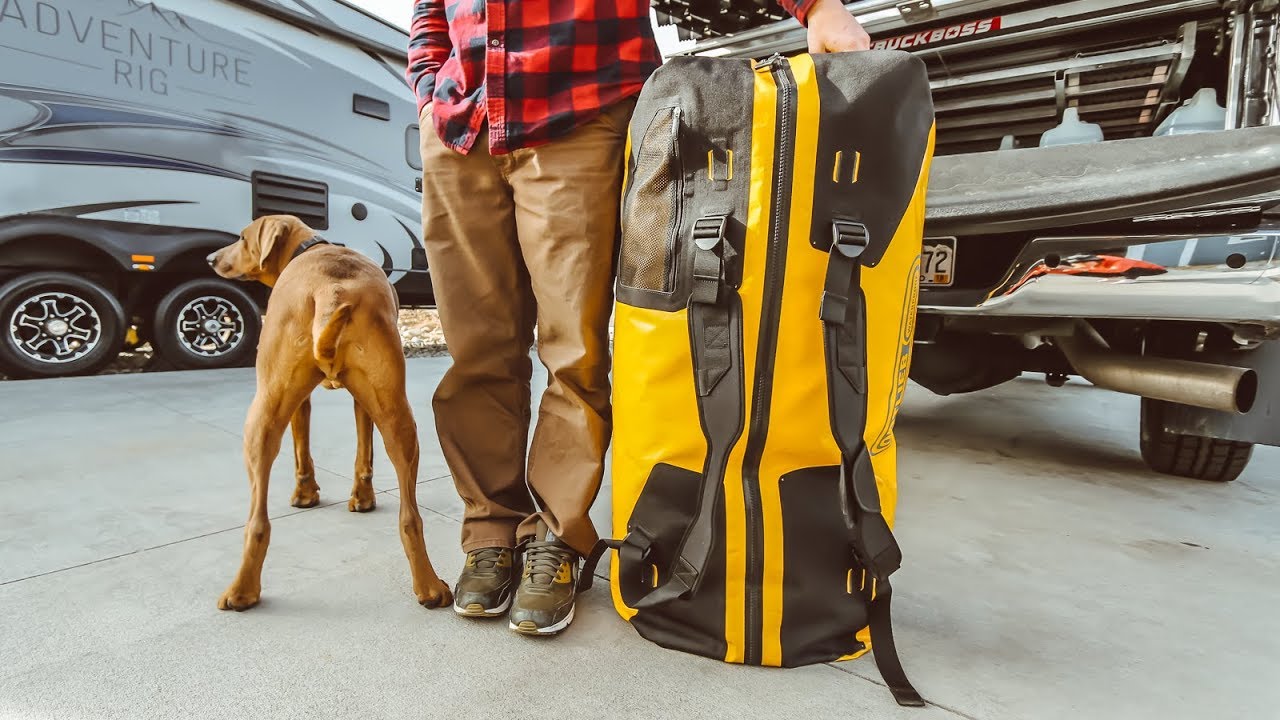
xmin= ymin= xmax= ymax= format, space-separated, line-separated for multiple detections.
xmin=0 ymin=215 xmax=237 ymax=274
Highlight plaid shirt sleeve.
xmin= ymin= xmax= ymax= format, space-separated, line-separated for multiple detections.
xmin=408 ymin=0 xmax=822 ymax=155
xmin=406 ymin=0 xmax=450 ymax=108
xmin=778 ymin=0 xmax=821 ymax=24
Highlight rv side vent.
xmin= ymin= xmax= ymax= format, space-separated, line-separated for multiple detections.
xmin=354 ymin=94 xmax=392 ymax=121
xmin=251 ymin=172 xmax=329 ymax=230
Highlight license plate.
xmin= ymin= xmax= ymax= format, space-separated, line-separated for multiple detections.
xmin=921 ymin=237 xmax=956 ymax=287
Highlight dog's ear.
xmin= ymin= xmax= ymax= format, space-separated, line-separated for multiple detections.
xmin=254 ymin=216 xmax=291 ymax=271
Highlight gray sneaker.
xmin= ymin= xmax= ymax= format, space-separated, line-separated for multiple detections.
xmin=509 ymin=528 xmax=579 ymax=636
xmin=453 ymin=547 xmax=515 ymax=618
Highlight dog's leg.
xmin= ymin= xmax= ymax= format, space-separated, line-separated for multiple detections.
xmin=218 ymin=378 xmax=316 ymax=611
xmin=381 ymin=401 xmax=451 ymax=608
xmin=345 ymin=370 xmax=451 ymax=608
xmin=289 ymin=396 xmax=321 ymax=508
xmin=349 ymin=399 xmax=377 ymax=512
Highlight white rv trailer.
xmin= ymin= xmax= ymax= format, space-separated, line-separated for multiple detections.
xmin=0 ymin=0 xmax=428 ymax=377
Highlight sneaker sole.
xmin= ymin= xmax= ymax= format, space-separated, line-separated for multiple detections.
xmin=509 ymin=603 xmax=575 ymax=636
xmin=453 ymin=592 xmax=512 ymax=618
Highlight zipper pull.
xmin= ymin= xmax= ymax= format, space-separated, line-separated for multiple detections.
xmin=754 ymin=53 xmax=785 ymax=71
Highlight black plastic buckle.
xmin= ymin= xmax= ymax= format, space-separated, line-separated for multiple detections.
xmin=623 ymin=526 xmax=659 ymax=592
xmin=821 ymin=221 xmax=868 ymax=324
xmin=831 ymin=220 xmax=869 ymax=259
xmin=690 ymin=215 xmax=731 ymax=305
xmin=624 ymin=525 xmax=656 ymax=564
xmin=692 ymin=215 xmax=730 ymax=250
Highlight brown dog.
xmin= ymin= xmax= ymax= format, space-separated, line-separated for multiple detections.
xmin=207 ymin=214 xmax=450 ymax=611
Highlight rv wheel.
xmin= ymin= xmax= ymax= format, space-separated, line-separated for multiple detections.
xmin=0 ymin=272 xmax=127 ymax=379
xmin=151 ymin=279 xmax=261 ymax=371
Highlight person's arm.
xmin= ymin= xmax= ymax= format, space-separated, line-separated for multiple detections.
xmin=778 ymin=0 xmax=872 ymax=53
xmin=405 ymin=0 xmax=452 ymax=106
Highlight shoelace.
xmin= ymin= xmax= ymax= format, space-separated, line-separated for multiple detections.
xmin=469 ymin=548 xmax=505 ymax=576
xmin=522 ymin=540 xmax=573 ymax=587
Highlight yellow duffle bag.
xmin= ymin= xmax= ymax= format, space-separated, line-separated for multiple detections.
xmin=582 ymin=49 xmax=935 ymax=707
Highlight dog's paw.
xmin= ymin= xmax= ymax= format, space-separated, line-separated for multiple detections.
xmin=291 ymin=480 xmax=321 ymax=509
xmin=416 ymin=579 xmax=453 ymax=609
xmin=217 ymin=586 xmax=261 ymax=612
xmin=348 ymin=494 xmax=376 ymax=513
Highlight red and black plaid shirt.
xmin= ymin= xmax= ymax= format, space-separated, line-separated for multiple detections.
xmin=407 ymin=1 xmax=819 ymax=155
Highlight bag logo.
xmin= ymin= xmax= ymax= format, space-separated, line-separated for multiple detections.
xmin=870 ymin=255 xmax=919 ymax=456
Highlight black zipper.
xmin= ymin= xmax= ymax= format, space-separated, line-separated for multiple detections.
xmin=741 ymin=54 xmax=796 ymax=665
xmin=663 ymin=107 xmax=684 ymax=293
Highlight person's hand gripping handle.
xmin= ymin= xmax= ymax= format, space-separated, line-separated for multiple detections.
xmin=806 ymin=0 xmax=873 ymax=53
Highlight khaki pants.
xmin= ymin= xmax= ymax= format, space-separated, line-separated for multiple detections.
xmin=418 ymin=100 xmax=633 ymax=556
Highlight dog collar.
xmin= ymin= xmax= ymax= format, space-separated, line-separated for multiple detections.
xmin=292 ymin=235 xmax=331 ymax=259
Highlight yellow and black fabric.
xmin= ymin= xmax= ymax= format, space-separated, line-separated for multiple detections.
xmin=580 ymin=50 xmax=935 ymax=707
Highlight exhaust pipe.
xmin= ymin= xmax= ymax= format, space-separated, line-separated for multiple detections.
xmin=1053 ymin=332 xmax=1258 ymax=414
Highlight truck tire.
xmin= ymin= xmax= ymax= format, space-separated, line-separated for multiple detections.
xmin=1140 ymin=398 xmax=1253 ymax=482
xmin=151 ymin=279 xmax=261 ymax=371
xmin=0 ymin=271 xmax=127 ymax=379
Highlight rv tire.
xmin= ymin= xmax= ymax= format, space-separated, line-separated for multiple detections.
xmin=151 ymin=279 xmax=261 ymax=371
xmin=0 ymin=272 xmax=127 ymax=379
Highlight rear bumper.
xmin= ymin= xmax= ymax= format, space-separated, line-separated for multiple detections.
xmin=919 ymin=226 xmax=1280 ymax=331
xmin=920 ymin=265 xmax=1280 ymax=330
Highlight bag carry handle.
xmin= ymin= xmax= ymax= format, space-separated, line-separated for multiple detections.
xmin=822 ymin=220 xmax=924 ymax=708
xmin=581 ymin=215 xmax=739 ymax=610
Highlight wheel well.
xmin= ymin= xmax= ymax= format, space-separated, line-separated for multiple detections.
xmin=162 ymin=246 xmax=225 ymax=276
xmin=0 ymin=234 xmax=121 ymax=287
xmin=0 ymin=238 xmax=268 ymax=330
xmin=128 ymin=246 xmax=269 ymax=321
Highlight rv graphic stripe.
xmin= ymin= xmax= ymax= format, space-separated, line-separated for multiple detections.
xmin=0 ymin=147 xmax=247 ymax=180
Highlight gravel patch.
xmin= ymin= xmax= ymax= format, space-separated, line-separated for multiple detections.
xmin=398 ymin=308 xmax=450 ymax=359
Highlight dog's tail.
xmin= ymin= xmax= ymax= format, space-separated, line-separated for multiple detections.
xmin=313 ymin=302 xmax=354 ymax=388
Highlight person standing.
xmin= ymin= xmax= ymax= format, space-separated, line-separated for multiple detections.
xmin=408 ymin=0 xmax=872 ymax=636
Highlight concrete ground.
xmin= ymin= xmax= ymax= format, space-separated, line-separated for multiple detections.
xmin=1 ymin=358 xmax=1276 ymax=720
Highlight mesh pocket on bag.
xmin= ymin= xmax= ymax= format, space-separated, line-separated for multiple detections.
xmin=620 ymin=107 xmax=681 ymax=293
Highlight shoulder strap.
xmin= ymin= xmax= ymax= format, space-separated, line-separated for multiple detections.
xmin=581 ymin=215 xmax=741 ymax=611
xmin=821 ymin=220 xmax=925 ymax=708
